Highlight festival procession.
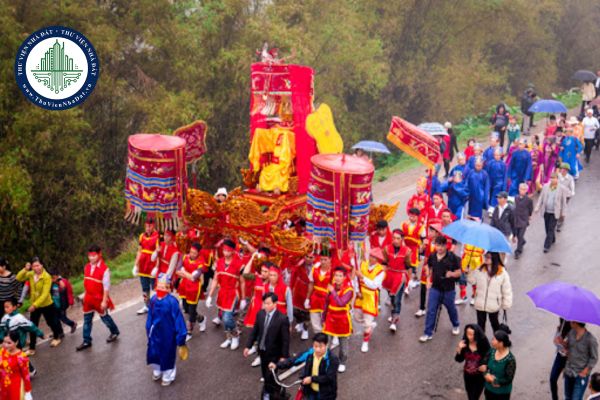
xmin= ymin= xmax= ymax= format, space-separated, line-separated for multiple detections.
xmin=2 ymin=3 xmax=600 ymax=400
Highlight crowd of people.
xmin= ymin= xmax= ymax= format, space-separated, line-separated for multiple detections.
xmin=1 ymin=102 xmax=600 ymax=399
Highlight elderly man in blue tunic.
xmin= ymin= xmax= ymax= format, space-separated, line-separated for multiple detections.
xmin=482 ymin=133 xmax=501 ymax=166
xmin=507 ymin=138 xmax=532 ymax=196
xmin=465 ymin=156 xmax=490 ymax=219
xmin=486 ymin=147 xmax=507 ymax=209
xmin=146 ymin=273 xmax=188 ymax=386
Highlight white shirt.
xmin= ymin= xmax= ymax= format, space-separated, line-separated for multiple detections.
xmin=497 ymin=203 xmax=508 ymax=218
xmin=582 ymin=116 xmax=600 ymax=139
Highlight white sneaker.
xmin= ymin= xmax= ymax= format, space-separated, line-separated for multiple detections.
xmin=452 ymin=327 xmax=460 ymax=336
xmin=404 ymin=287 xmax=410 ymax=296
xmin=387 ymin=316 xmax=392 ymax=323
xmin=247 ymin=346 xmax=257 ymax=356
xmin=152 ymin=371 xmax=162 ymax=381
xmin=414 ymin=309 xmax=426 ymax=318
xmin=389 ymin=323 xmax=397 ymax=333
xmin=251 ymin=356 xmax=261 ymax=367
xmin=455 ymin=297 xmax=467 ymax=305
xmin=212 ymin=317 xmax=222 ymax=326
xmin=199 ymin=318 xmax=207 ymax=332
xmin=470 ymin=298 xmax=475 ymax=306
xmin=409 ymin=280 xmax=420 ymax=289
xmin=294 ymin=323 xmax=303 ymax=333
xmin=332 ymin=336 xmax=340 ymax=347
xmin=384 ymin=299 xmax=392 ymax=307
xmin=301 ymin=329 xmax=309 ymax=340
xmin=185 ymin=334 xmax=193 ymax=343
xmin=220 ymin=338 xmax=231 ymax=349
xmin=230 ymin=336 xmax=240 ymax=350
xmin=338 ymin=364 xmax=346 ymax=373
xmin=137 ymin=305 xmax=149 ymax=315
xmin=361 ymin=341 xmax=369 ymax=353
xmin=419 ymin=335 xmax=432 ymax=343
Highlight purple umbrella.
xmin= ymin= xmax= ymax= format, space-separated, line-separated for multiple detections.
xmin=526 ymin=282 xmax=600 ymax=325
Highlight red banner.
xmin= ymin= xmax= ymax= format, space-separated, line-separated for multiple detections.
xmin=386 ymin=116 xmax=441 ymax=167
xmin=174 ymin=120 xmax=207 ymax=164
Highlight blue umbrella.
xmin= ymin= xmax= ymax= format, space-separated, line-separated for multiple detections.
xmin=528 ymin=99 xmax=568 ymax=113
xmin=418 ymin=122 xmax=448 ymax=136
xmin=527 ymin=282 xmax=600 ymax=325
xmin=441 ymin=219 xmax=512 ymax=253
xmin=351 ymin=140 xmax=391 ymax=154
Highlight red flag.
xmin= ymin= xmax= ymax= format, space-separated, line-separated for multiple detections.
xmin=386 ymin=116 xmax=441 ymax=168
xmin=174 ymin=120 xmax=208 ymax=164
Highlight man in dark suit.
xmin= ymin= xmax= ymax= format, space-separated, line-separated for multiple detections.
xmin=512 ymin=183 xmax=534 ymax=259
xmin=490 ymin=191 xmax=515 ymax=239
xmin=244 ymin=292 xmax=290 ymax=400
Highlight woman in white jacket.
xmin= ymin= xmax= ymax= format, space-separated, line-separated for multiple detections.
xmin=468 ymin=252 xmax=513 ymax=334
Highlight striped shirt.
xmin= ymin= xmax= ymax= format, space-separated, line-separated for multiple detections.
xmin=0 ymin=273 xmax=23 ymax=302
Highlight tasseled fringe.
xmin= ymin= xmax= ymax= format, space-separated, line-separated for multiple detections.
xmin=124 ymin=205 xmax=182 ymax=232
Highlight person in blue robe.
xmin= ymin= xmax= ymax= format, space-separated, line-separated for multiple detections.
xmin=146 ymin=274 xmax=188 ymax=386
xmin=482 ymin=133 xmax=500 ymax=166
xmin=485 ymin=148 xmax=507 ymax=207
xmin=465 ymin=157 xmax=490 ymax=219
xmin=507 ymin=138 xmax=532 ymax=195
xmin=559 ymin=131 xmax=583 ymax=178
xmin=464 ymin=144 xmax=484 ymax=177
xmin=428 ymin=164 xmax=444 ymax=200
xmin=440 ymin=170 xmax=470 ymax=219
xmin=449 ymin=152 xmax=467 ymax=178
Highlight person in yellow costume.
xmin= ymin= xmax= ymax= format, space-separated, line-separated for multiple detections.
xmin=455 ymin=244 xmax=484 ymax=306
xmin=354 ymin=249 xmax=384 ymax=353
xmin=248 ymin=125 xmax=296 ymax=193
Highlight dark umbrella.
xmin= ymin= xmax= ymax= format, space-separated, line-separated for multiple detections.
xmin=572 ymin=70 xmax=597 ymax=82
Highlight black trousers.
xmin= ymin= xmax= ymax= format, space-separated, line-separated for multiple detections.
xmin=464 ymin=372 xmax=485 ymax=400
xmin=476 ymin=310 xmax=500 ymax=334
xmin=484 ymin=390 xmax=510 ymax=399
xmin=259 ymin=351 xmax=279 ymax=397
xmin=544 ymin=212 xmax=558 ymax=250
xmin=182 ymin=299 xmax=203 ymax=325
xmin=584 ymin=138 xmax=595 ymax=162
xmin=30 ymin=305 xmax=63 ymax=349
xmin=514 ymin=226 xmax=527 ymax=253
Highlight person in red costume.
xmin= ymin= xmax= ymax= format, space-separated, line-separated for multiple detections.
xmin=76 ymin=245 xmax=120 ymax=351
xmin=382 ymin=229 xmax=411 ymax=332
xmin=206 ymin=239 xmax=244 ymax=351
xmin=304 ymin=246 xmax=332 ymax=334
xmin=133 ymin=219 xmax=159 ymax=315
xmin=369 ymin=220 xmax=393 ymax=250
xmin=406 ymin=178 xmax=430 ymax=224
xmin=427 ymin=193 xmax=447 ymax=226
xmin=322 ymin=266 xmax=354 ymax=373
xmin=153 ymin=229 xmax=180 ymax=281
xmin=175 ymin=242 xmax=209 ymax=342
xmin=290 ymin=253 xmax=313 ymax=341
xmin=401 ymin=208 xmax=426 ymax=291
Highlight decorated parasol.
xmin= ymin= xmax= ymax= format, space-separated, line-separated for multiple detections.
xmin=306 ymin=154 xmax=374 ymax=250
xmin=125 ymin=134 xmax=187 ymax=230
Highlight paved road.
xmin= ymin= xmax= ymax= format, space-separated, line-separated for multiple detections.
xmin=32 ymin=154 xmax=600 ymax=400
